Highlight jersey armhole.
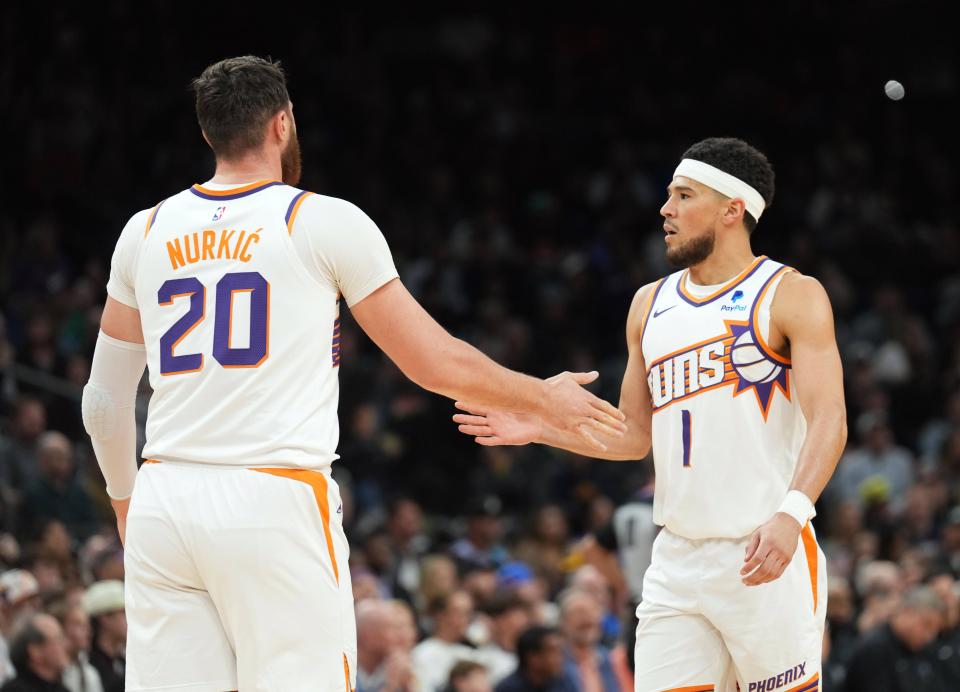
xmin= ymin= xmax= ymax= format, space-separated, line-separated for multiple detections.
xmin=752 ymin=266 xmax=795 ymax=366
xmin=638 ymin=279 xmax=667 ymax=356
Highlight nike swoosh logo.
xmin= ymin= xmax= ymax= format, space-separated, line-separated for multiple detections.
xmin=653 ymin=305 xmax=676 ymax=318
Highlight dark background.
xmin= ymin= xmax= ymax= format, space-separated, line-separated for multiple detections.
xmin=1 ymin=3 xmax=959 ymax=690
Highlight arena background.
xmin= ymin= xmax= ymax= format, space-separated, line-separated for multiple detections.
xmin=1 ymin=4 xmax=959 ymax=691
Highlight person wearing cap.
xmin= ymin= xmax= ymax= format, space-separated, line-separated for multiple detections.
xmin=81 ymin=583 xmax=123 ymax=692
xmin=456 ymin=137 xmax=848 ymax=692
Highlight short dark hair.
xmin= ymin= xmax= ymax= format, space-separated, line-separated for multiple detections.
xmin=516 ymin=625 xmax=559 ymax=670
xmin=681 ymin=137 xmax=775 ymax=233
xmin=8 ymin=614 xmax=48 ymax=674
xmin=191 ymin=56 xmax=290 ymax=159
xmin=448 ymin=660 xmax=485 ymax=685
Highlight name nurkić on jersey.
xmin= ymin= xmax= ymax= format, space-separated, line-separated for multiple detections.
xmin=166 ymin=228 xmax=262 ymax=270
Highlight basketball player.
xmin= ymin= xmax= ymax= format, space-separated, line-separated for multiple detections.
xmin=454 ymin=138 xmax=847 ymax=692
xmin=80 ymin=56 xmax=626 ymax=692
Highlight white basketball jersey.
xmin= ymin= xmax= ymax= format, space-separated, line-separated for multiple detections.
xmin=106 ymin=180 xmax=398 ymax=470
xmin=641 ymin=256 xmax=806 ymax=539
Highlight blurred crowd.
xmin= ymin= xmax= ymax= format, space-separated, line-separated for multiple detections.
xmin=2 ymin=6 xmax=960 ymax=692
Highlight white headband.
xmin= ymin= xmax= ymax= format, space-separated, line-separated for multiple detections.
xmin=673 ymin=158 xmax=766 ymax=221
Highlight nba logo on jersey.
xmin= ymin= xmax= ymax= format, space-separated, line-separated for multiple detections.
xmin=212 ymin=206 xmax=226 ymax=221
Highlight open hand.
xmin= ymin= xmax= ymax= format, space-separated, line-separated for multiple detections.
xmin=541 ymin=371 xmax=626 ymax=450
xmin=740 ymin=512 xmax=803 ymax=586
xmin=453 ymin=403 xmax=543 ymax=446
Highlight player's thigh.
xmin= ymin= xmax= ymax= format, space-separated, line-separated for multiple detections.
xmin=711 ymin=527 xmax=826 ymax=692
xmin=634 ymin=600 xmax=737 ymax=692
xmin=125 ymin=467 xmax=237 ymax=692
xmin=194 ymin=468 xmax=354 ymax=692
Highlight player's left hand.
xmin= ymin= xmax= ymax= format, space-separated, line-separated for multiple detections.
xmin=740 ymin=512 xmax=802 ymax=586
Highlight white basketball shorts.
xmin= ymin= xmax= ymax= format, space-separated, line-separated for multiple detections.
xmin=124 ymin=461 xmax=356 ymax=692
xmin=634 ymin=524 xmax=826 ymax=692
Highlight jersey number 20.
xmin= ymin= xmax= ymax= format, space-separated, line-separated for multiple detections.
xmin=157 ymin=271 xmax=269 ymax=375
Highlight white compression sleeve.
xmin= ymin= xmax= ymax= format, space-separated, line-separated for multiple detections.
xmin=82 ymin=331 xmax=146 ymax=500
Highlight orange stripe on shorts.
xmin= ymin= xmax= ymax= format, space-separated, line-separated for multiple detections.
xmin=252 ymin=468 xmax=340 ymax=585
xmin=800 ymin=522 xmax=818 ymax=612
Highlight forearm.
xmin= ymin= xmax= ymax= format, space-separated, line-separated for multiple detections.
xmin=538 ymin=421 xmax=649 ymax=460
xmin=82 ymin=331 xmax=146 ymax=499
xmin=415 ymin=334 xmax=549 ymax=415
xmin=789 ymin=406 xmax=848 ymax=503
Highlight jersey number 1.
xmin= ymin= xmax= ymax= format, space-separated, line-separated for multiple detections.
xmin=158 ymin=271 xmax=269 ymax=375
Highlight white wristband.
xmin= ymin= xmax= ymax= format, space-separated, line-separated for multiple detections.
xmin=777 ymin=490 xmax=815 ymax=527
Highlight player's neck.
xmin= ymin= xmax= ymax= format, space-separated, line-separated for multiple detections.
xmin=686 ymin=245 xmax=757 ymax=286
xmin=209 ymin=152 xmax=281 ymax=185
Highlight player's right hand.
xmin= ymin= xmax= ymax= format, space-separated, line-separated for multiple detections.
xmin=541 ymin=371 xmax=626 ymax=451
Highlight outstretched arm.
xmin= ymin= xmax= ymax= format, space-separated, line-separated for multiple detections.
xmin=351 ymin=279 xmax=626 ymax=449
xmin=741 ymin=273 xmax=847 ymax=585
xmin=453 ymin=281 xmax=658 ymax=460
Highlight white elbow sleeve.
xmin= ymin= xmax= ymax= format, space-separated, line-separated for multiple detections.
xmin=82 ymin=331 xmax=146 ymax=500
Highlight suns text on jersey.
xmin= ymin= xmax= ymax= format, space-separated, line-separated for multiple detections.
xmin=166 ymin=228 xmax=262 ymax=270
xmin=646 ymin=332 xmax=737 ymax=411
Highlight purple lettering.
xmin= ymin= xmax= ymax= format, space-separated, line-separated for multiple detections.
xmin=775 ymin=673 xmax=784 ymax=688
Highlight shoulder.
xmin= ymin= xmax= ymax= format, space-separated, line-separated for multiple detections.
xmin=770 ymin=270 xmax=834 ymax=332
xmin=627 ymin=279 xmax=665 ymax=321
xmin=286 ymin=191 xmax=380 ymax=233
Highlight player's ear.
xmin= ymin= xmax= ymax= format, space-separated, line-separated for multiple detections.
xmin=272 ymin=109 xmax=291 ymax=144
xmin=200 ymin=130 xmax=212 ymax=149
xmin=722 ymin=198 xmax=747 ymax=228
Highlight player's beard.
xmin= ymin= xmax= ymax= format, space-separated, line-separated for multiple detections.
xmin=281 ymin=128 xmax=302 ymax=186
xmin=666 ymin=226 xmax=716 ymax=269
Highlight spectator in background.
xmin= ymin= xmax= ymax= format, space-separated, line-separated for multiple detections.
xmin=941 ymin=507 xmax=960 ymax=576
xmin=446 ymin=660 xmax=491 ymax=692
xmin=475 ymin=591 xmax=530 ymax=685
xmin=845 ymin=586 xmax=948 ymax=691
xmin=0 ymin=570 xmax=41 ymax=626
xmin=496 ymin=563 xmax=555 ymax=626
xmin=47 ymin=601 xmax=101 ymax=692
xmin=388 ymin=600 xmax=419 ymax=654
xmin=855 ymin=561 xmax=904 ymax=634
xmin=512 ymin=506 xmax=570 ymax=597
xmin=825 ymin=576 xmax=859 ymax=670
xmin=81 ymin=583 xmax=123 ymax=692
xmin=18 ymin=434 xmax=95 ymax=542
xmin=356 ymin=600 xmax=415 ymax=692
xmin=928 ymin=569 xmax=960 ymax=688
xmin=417 ymin=555 xmax=459 ymax=619
xmin=451 ymin=497 xmax=509 ymax=573
xmin=568 ymin=567 xmax=619 ymax=648
xmin=0 ymin=397 xmax=46 ymax=493
xmin=557 ymin=590 xmax=619 ymax=692
xmin=831 ymin=412 xmax=914 ymax=513
xmin=1 ymin=613 xmax=70 ymax=692
xmin=494 ymin=626 xmax=572 ymax=692
xmin=412 ymin=591 xmax=476 ymax=692
xmin=387 ymin=498 xmax=428 ymax=602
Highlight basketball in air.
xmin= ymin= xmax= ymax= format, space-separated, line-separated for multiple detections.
xmin=730 ymin=330 xmax=781 ymax=383
xmin=884 ymin=80 xmax=905 ymax=101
